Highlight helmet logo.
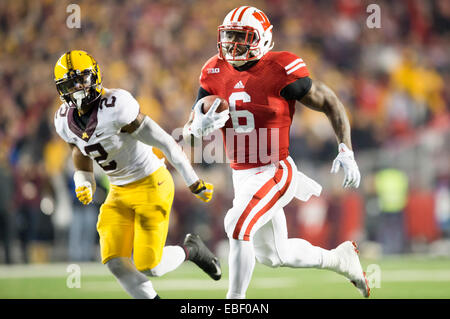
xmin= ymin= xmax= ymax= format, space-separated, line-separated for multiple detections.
xmin=56 ymin=58 xmax=67 ymax=70
xmin=252 ymin=11 xmax=271 ymax=31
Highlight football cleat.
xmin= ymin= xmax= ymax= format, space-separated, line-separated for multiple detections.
xmin=183 ymin=233 xmax=222 ymax=281
xmin=333 ymin=241 xmax=370 ymax=298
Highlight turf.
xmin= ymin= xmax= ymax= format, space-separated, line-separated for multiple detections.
xmin=0 ymin=255 xmax=449 ymax=299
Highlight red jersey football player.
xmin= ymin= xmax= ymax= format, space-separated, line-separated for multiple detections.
xmin=183 ymin=6 xmax=370 ymax=298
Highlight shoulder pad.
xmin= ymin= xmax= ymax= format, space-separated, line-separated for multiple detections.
xmin=101 ymin=88 xmax=140 ymax=129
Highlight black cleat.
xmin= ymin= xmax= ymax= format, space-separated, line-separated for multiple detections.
xmin=183 ymin=233 xmax=222 ymax=281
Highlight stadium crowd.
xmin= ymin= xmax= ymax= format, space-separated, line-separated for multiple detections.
xmin=0 ymin=0 xmax=448 ymax=264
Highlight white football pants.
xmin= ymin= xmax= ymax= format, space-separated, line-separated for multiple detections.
xmin=224 ymin=156 xmax=336 ymax=299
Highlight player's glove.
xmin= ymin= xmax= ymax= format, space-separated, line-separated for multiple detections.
xmin=75 ymin=182 xmax=93 ymax=205
xmin=73 ymin=170 xmax=96 ymax=205
xmin=189 ymin=179 xmax=214 ymax=202
xmin=189 ymin=98 xmax=229 ymax=138
xmin=331 ymin=143 xmax=361 ymax=188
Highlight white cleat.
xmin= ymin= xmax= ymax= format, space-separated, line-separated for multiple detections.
xmin=333 ymin=241 xmax=370 ymax=298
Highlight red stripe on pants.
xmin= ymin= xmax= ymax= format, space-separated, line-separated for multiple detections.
xmin=232 ymin=164 xmax=283 ymax=239
xmin=243 ymin=159 xmax=293 ymax=240
xmin=232 ymin=160 xmax=290 ymax=240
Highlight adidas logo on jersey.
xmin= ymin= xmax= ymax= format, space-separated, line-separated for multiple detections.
xmin=234 ymin=81 xmax=245 ymax=89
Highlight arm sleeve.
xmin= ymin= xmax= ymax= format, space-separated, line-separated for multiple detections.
xmin=280 ymin=76 xmax=313 ymax=101
xmin=191 ymin=86 xmax=212 ymax=110
xmin=131 ymin=116 xmax=199 ymax=186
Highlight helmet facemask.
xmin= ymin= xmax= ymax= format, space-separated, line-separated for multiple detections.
xmin=218 ymin=27 xmax=261 ymax=67
xmin=56 ymin=69 xmax=102 ymax=114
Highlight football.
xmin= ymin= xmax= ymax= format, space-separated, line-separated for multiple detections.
xmin=199 ymin=95 xmax=229 ymax=114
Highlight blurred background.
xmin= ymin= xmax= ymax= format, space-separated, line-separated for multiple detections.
xmin=0 ymin=0 xmax=448 ymax=268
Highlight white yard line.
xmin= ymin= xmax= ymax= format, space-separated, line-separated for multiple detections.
xmin=0 ymin=263 xmax=109 ymax=278
xmin=329 ymin=270 xmax=450 ymax=283
xmin=82 ymin=278 xmax=295 ymax=291
xmin=1 ymin=263 xmax=450 ymax=284
xmin=373 ymin=270 xmax=450 ymax=282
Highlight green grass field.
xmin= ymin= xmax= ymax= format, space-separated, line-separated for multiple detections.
xmin=1 ymin=255 xmax=450 ymax=299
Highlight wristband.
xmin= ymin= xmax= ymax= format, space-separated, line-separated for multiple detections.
xmin=73 ymin=170 xmax=96 ymax=193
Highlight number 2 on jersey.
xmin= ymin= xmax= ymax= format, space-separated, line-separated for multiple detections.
xmin=228 ymin=91 xmax=255 ymax=133
xmin=84 ymin=143 xmax=117 ymax=171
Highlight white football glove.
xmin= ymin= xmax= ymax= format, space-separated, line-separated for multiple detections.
xmin=189 ymin=98 xmax=229 ymax=138
xmin=330 ymin=143 xmax=361 ymax=188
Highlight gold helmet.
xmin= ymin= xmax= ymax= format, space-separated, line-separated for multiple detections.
xmin=54 ymin=50 xmax=103 ymax=113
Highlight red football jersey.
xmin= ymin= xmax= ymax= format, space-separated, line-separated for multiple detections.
xmin=199 ymin=51 xmax=309 ymax=170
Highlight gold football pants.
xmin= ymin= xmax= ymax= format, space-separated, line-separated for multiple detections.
xmin=97 ymin=166 xmax=175 ymax=271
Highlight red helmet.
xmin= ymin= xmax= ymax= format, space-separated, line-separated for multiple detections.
xmin=218 ymin=6 xmax=274 ymax=67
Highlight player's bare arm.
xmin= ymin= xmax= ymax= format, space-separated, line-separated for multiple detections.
xmin=283 ymin=77 xmax=360 ymax=188
xmin=69 ymin=143 xmax=96 ymax=205
xmin=299 ymin=80 xmax=361 ymax=188
xmin=120 ymin=112 xmax=145 ymax=134
xmin=70 ymin=143 xmax=93 ymax=172
xmin=300 ymin=80 xmax=352 ymax=148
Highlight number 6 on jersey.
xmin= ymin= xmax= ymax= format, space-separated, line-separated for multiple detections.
xmin=229 ymin=91 xmax=255 ymax=133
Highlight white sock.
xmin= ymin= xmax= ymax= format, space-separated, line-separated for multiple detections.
xmin=226 ymin=239 xmax=255 ymax=299
xmin=320 ymin=248 xmax=340 ymax=270
xmin=281 ymin=238 xmax=339 ymax=269
xmin=106 ymin=257 xmax=157 ymax=299
xmin=143 ymin=245 xmax=186 ymax=277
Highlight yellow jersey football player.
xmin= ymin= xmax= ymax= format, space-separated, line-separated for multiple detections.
xmin=54 ymin=50 xmax=221 ymax=299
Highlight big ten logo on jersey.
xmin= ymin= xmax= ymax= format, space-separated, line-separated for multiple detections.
xmin=207 ymin=68 xmax=220 ymax=74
